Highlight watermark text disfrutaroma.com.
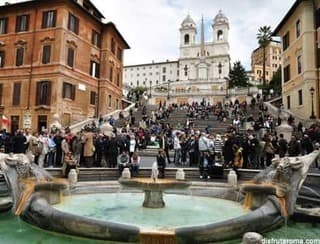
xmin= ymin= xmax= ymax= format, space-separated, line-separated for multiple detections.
xmin=262 ymin=239 xmax=320 ymax=244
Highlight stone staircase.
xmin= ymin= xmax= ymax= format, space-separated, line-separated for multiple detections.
xmin=0 ymin=172 xmax=12 ymax=212
xmin=115 ymin=104 xmax=262 ymax=134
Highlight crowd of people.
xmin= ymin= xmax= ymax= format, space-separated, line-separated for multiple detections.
xmin=0 ymin=97 xmax=319 ymax=179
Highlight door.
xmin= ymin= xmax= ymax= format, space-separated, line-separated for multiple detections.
xmin=38 ymin=115 xmax=47 ymax=132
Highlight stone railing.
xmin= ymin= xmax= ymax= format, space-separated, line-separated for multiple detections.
xmin=70 ymin=102 xmax=135 ymax=133
xmin=263 ymin=100 xmax=315 ymax=127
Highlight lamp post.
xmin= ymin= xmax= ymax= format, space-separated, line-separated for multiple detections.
xmin=149 ymin=80 xmax=152 ymax=98
xmin=310 ymin=87 xmax=316 ymax=119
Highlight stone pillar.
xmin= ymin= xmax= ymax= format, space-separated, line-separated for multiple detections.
xmin=276 ymin=116 xmax=293 ymax=142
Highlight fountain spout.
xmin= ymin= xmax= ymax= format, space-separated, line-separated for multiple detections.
xmin=151 ymin=161 xmax=158 ymax=182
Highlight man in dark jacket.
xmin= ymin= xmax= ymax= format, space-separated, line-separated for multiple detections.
xmin=288 ymin=135 xmax=300 ymax=157
xmin=12 ymin=130 xmax=26 ymax=153
xmin=278 ymin=134 xmax=288 ymax=158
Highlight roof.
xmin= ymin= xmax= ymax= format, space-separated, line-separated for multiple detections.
xmin=104 ymin=22 xmax=130 ymax=49
xmin=273 ymin=0 xmax=306 ymax=35
xmin=124 ymin=60 xmax=179 ymax=68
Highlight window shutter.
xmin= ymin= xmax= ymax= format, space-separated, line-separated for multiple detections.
xmin=12 ymin=82 xmax=21 ymax=106
xmin=52 ymin=10 xmax=57 ymax=27
xmin=90 ymin=61 xmax=93 ymax=76
xmin=71 ymin=84 xmax=76 ymax=100
xmin=75 ymin=17 xmax=79 ymax=34
xmin=15 ymin=16 xmax=20 ymax=32
xmin=42 ymin=11 xmax=47 ymax=28
xmin=4 ymin=18 xmax=8 ymax=34
xmin=36 ymin=82 xmax=41 ymax=105
xmin=96 ymin=63 xmax=100 ymax=78
xmin=25 ymin=15 xmax=29 ymax=31
xmin=62 ymin=82 xmax=66 ymax=98
xmin=46 ymin=81 xmax=51 ymax=105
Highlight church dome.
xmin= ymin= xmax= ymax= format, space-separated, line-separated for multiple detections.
xmin=181 ymin=14 xmax=196 ymax=28
xmin=214 ymin=10 xmax=228 ymax=24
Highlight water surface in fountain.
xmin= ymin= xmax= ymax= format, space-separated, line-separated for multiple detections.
xmin=53 ymin=193 xmax=248 ymax=231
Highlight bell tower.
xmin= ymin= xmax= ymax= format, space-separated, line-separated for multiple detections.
xmin=212 ymin=10 xmax=229 ymax=43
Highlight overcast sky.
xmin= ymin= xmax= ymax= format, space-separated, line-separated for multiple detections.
xmin=1 ymin=0 xmax=295 ymax=69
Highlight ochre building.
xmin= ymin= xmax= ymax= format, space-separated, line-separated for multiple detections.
xmin=251 ymin=41 xmax=281 ymax=84
xmin=0 ymin=0 xmax=129 ymax=132
xmin=273 ymin=0 xmax=320 ymax=119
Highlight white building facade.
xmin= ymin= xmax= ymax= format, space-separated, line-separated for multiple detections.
xmin=124 ymin=11 xmax=233 ymax=104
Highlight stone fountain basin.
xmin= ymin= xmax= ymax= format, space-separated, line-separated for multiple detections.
xmin=119 ymin=178 xmax=191 ymax=190
xmin=240 ymin=183 xmax=277 ymax=195
xmin=19 ymin=183 xmax=284 ymax=243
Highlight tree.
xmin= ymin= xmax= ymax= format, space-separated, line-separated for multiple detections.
xmin=257 ymin=26 xmax=272 ymax=86
xmin=229 ymin=61 xmax=249 ymax=88
xmin=269 ymin=67 xmax=282 ymax=95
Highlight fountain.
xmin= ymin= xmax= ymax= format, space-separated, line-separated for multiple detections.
xmin=119 ymin=161 xmax=191 ymax=208
xmin=0 ymin=150 xmax=319 ymax=243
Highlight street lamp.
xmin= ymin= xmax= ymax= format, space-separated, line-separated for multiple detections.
xmin=270 ymin=88 xmax=274 ymax=99
xmin=149 ymin=80 xmax=152 ymax=98
xmin=310 ymin=87 xmax=316 ymax=119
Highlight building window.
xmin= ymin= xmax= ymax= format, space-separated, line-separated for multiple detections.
xmin=297 ymin=55 xmax=302 ymax=74
xmin=217 ymin=30 xmax=223 ymax=40
xmin=296 ymin=19 xmax=301 ymax=38
xmin=67 ymin=48 xmax=74 ymax=67
xmin=287 ymin=96 xmax=291 ymax=109
xmin=116 ymin=98 xmax=119 ymax=109
xmin=108 ymin=94 xmax=112 ymax=107
xmin=68 ymin=13 xmax=79 ymax=34
xmin=218 ymin=62 xmax=222 ymax=74
xmin=91 ymin=30 xmax=101 ymax=48
xmin=90 ymin=61 xmax=100 ymax=78
xmin=36 ymin=81 xmax=51 ymax=105
xmin=184 ymin=34 xmax=189 ymax=44
xmin=12 ymin=82 xmax=21 ymax=106
xmin=298 ymin=89 xmax=303 ymax=106
xmin=318 ymin=48 xmax=320 ymax=68
xmin=283 ymin=65 xmax=290 ymax=82
xmin=42 ymin=10 xmax=56 ymax=29
xmin=162 ymin=67 xmax=166 ymax=73
xmin=63 ymin=82 xmax=75 ymax=100
xmin=90 ymin=91 xmax=96 ymax=105
xmin=0 ymin=51 xmax=5 ymax=67
xmin=282 ymin=32 xmax=290 ymax=51
xmin=316 ymin=8 xmax=320 ymax=28
xmin=111 ymin=38 xmax=115 ymax=54
xmin=184 ymin=65 xmax=188 ymax=76
xmin=16 ymin=15 xmax=29 ymax=32
xmin=42 ymin=45 xmax=51 ymax=64
xmin=162 ymin=75 xmax=166 ymax=81
xmin=16 ymin=47 xmax=24 ymax=66
xmin=117 ymin=47 xmax=122 ymax=61
xmin=0 ymin=18 xmax=8 ymax=34
xmin=109 ymin=66 xmax=113 ymax=82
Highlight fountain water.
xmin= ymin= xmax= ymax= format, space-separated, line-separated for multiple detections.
xmin=0 ymin=150 xmax=319 ymax=243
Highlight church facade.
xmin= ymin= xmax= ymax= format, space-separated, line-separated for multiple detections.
xmin=124 ymin=11 xmax=231 ymax=104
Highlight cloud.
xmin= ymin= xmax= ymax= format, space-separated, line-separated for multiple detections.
xmin=0 ymin=0 xmax=295 ymax=69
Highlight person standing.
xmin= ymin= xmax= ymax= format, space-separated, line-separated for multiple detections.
xmin=81 ymin=128 xmax=95 ymax=168
xmin=278 ymin=134 xmax=288 ymax=158
xmin=157 ymin=149 xmax=166 ymax=178
xmin=173 ymin=132 xmax=181 ymax=166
